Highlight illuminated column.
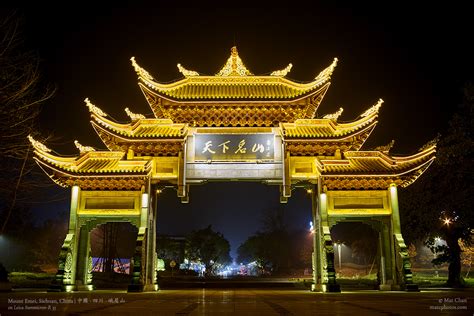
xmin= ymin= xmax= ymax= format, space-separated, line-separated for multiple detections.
xmin=310 ymin=186 xmax=320 ymax=291
xmin=49 ymin=185 xmax=80 ymax=292
xmin=144 ymin=188 xmax=158 ymax=291
xmin=389 ymin=185 xmax=401 ymax=235
xmin=129 ymin=192 xmax=153 ymax=292
xmin=379 ymin=221 xmax=393 ymax=291
xmin=316 ymin=183 xmax=340 ymax=293
xmin=282 ymin=150 xmax=291 ymax=198
xmin=388 ymin=184 xmax=418 ymax=291
xmin=178 ymin=149 xmax=188 ymax=201
xmin=76 ymin=225 xmax=93 ymax=291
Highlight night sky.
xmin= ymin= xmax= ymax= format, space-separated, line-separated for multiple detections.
xmin=18 ymin=4 xmax=472 ymax=259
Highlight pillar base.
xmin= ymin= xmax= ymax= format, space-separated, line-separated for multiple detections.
xmin=324 ymin=284 xmax=341 ymax=292
xmin=143 ymin=284 xmax=159 ymax=291
xmin=77 ymin=284 xmax=94 ymax=291
xmin=313 ymin=283 xmax=341 ymax=293
xmin=379 ymin=284 xmax=392 ymax=291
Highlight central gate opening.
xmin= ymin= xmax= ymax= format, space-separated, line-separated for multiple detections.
xmin=155 ymin=182 xmax=311 ymax=283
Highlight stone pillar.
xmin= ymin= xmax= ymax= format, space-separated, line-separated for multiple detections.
xmin=388 ymin=184 xmax=418 ymax=291
xmin=311 ymin=186 xmax=320 ymax=291
xmin=49 ymin=186 xmax=80 ymax=292
xmin=76 ymin=225 xmax=93 ymax=291
xmin=144 ymin=189 xmax=158 ymax=291
xmin=129 ymin=192 xmax=157 ymax=292
xmin=378 ymin=221 xmax=393 ymax=291
xmin=315 ymin=185 xmax=340 ymax=292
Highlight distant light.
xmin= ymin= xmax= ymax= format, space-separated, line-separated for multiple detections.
xmin=306 ymin=188 xmax=313 ymax=194
xmin=442 ymin=218 xmax=452 ymax=226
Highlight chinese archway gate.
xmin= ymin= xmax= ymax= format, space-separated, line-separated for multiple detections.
xmin=30 ymin=47 xmax=436 ymax=292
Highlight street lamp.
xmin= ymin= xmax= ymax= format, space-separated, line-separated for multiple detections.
xmin=442 ymin=218 xmax=452 ymax=226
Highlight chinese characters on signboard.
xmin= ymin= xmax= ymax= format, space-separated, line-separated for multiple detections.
xmin=194 ymin=134 xmax=274 ymax=161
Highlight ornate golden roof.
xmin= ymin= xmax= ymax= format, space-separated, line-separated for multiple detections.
xmin=89 ymin=110 xmax=187 ymax=138
xmin=29 ymin=49 xmax=436 ymax=192
xmin=280 ymin=101 xmax=380 ymax=155
xmin=282 ymin=99 xmax=381 ymax=138
xmin=132 ymin=47 xmax=337 ymax=101
xmin=28 ymin=136 xmax=150 ymax=189
xmin=140 ymin=83 xmax=330 ymax=127
xmin=87 ymin=104 xmax=187 ymax=156
xmin=318 ymin=144 xmax=436 ymax=189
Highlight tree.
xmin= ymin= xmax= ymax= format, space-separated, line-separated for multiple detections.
xmin=156 ymin=235 xmax=185 ymax=267
xmin=185 ymin=225 xmax=232 ymax=276
xmin=237 ymin=233 xmax=273 ymax=274
xmin=29 ymin=215 xmax=68 ymax=272
xmin=460 ymin=240 xmax=474 ymax=278
xmin=0 ymin=11 xmax=55 ymax=234
xmin=400 ymin=82 xmax=474 ymax=287
xmin=237 ymin=207 xmax=292 ymax=275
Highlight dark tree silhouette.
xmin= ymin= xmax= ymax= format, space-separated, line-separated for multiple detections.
xmin=0 ymin=11 xmax=55 ymax=234
xmin=400 ymin=83 xmax=474 ymax=287
xmin=185 ymin=225 xmax=232 ymax=276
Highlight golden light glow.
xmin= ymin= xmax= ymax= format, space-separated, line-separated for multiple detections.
xmin=283 ymin=111 xmax=378 ymax=138
xmin=28 ymin=135 xmax=51 ymax=153
xmin=29 ymin=49 xmax=436 ymax=192
xmin=216 ymin=46 xmax=252 ymax=76
xmin=323 ymin=107 xmax=344 ymax=120
xmin=315 ymin=57 xmax=338 ymax=80
xmin=419 ymin=134 xmax=440 ymax=152
xmin=84 ymin=98 xmax=107 ymax=117
xmin=124 ymin=107 xmax=146 ymax=120
xmin=442 ymin=218 xmax=452 ymax=226
xmin=361 ymin=99 xmax=383 ymax=117
xmin=74 ymin=140 xmax=95 ymax=154
xmin=375 ymin=140 xmax=395 ymax=153
xmin=271 ymin=63 xmax=293 ymax=76
xmin=130 ymin=56 xmax=154 ymax=80
xmin=177 ymin=63 xmax=199 ymax=77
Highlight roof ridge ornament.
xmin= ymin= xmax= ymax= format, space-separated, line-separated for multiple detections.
xmin=125 ymin=107 xmax=146 ymax=120
xmin=419 ymin=134 xmax=440 ymax=151
xmin=74 ymin=140 xmax=95 ymax=154
xmin=360 ymin=98 xmax=384 ymax=117
xmin=216 ymin=46 xmax=253 ymax=76
xmin=130 ymin=56 xmax=154 ymax=80
xmin=177 ymin=63 xmax=199 ymax=77
xmin=375 ymin=139 xmax=395 ymax=153
xmin=315 ymin=57 xmax=338 ymax=80
xmin=271 ymin=63 xmax=293 ymax=77
xmin=84 ymin=98 xmax=107 ymax=117
xmin=323 ymin=107 xmax=344 ymax=120
xmin=27 ymin=135 xmax=52 ymax=153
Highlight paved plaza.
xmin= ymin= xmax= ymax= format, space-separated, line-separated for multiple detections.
xmin=1 ymin=288 xmax=472 ymax=315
